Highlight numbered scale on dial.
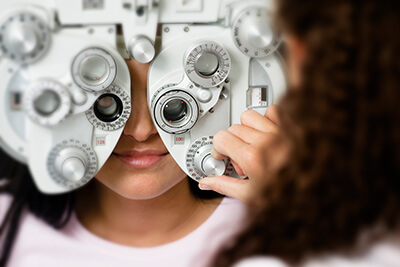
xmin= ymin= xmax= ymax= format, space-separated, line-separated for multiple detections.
xmin=186 ymin=136 xmax=234 ymax=181
xmin=0 ymin=12 xmax=50 ymax=63
xmin=47 ymin=139 xmax=97 ymax=189
xmin=86 ymin=85 xmax=131 ymax=131
xmin=184 ymin=41 xmax=231 ymax=88
xmin=232 ymin=7 xmax=281 ymax=58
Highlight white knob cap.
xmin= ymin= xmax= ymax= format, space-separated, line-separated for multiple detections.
xmin=247 ymin=22 xmax=274 ymax=49
xmin=61 ymin=157 xmax=86 ymax=182
xmin=201 ymin=155 xmax=226 ymax=177
xmin=194 ymin=52 xmax=219 ymax=76
xmin=128 ymin=37 xmax=155 ymax=63
xmin=194 ymin=145 xmax=226 ymax=177
xmin=6 ymin=23 xmax=39 ymax=56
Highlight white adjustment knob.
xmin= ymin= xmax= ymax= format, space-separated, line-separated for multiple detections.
xmin=0 ymin=12 xmax=50 ymax=63
xmin=54 ymin=147 xmax=89 ymax=182
xmin=248 ymin=21 xmax=274 ymax=49
xmin=201 ymin=154 xmax=226 ymax=177
xmin=7 ymin=23 xmax=39 ymax=56
xmin=128 ymin=36 xmax=155 ymax=63
xmin=194 ymin=145 xmax=226 ymax=177
xmin=61 ymin=157 xmax=86 ymax=182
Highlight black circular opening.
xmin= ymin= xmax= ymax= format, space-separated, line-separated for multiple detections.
xmin=93 ymin=93 xmax=123 ymax=123
xmin=163 ymin=99 xmax=188 ymax=123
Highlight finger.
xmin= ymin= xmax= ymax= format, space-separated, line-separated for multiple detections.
xmin=265 ymin=105 xmax=280 ymax=126
xmin=231 ymin=159 xmax=245 ymax=176
xmin=199 ymin=176 xmax=251 ymax=204
xmin=211 ymin=130 xmax=248 ymax=165
xmin=227 ymin=124 xmax=276 ymax=145
xmin=240 ymin=109 xmax=278 ymax=133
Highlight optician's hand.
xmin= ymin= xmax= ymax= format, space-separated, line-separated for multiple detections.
xmin=199 ymin=105 xmax=283 ymax=205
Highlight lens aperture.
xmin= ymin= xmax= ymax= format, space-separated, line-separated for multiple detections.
xmin=94 ymin=94 xmax=122 ymax=122
xmin=163 ymin=99 xmax=188 ymax=123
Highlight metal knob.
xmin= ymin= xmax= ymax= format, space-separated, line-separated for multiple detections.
xmin=54 ymin=147 xmax=89 ymax=182
xmin=201 ymin=154 xmax=226 ymax=177
xmin=194 ymin=52 xmax=219 ymax=76
xmin=0 ymin=12 xmax=50 ymax=63
xmin=6 ymin=23 xmax=39 ymax=56
xmin=128 ymin=36 xmax=155 ymax=63
xmin=248 ymin=21 xmax=274 ymax=49
xmin=33 ymin=90 xmax=61 ymax=116
xmin=194 ymin=145 xmax=226 ymax=177
xmin=61 ymin=157 xmax=86 ymax=182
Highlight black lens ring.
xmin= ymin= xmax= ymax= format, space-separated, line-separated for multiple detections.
xmin=93 ymin=93 xmax=123 ymax=123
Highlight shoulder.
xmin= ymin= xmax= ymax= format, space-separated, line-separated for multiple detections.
xmin=234 ymin=238 xmax=400 ymax=267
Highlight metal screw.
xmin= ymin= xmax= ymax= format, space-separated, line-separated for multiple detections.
xmin=108 ymin=28 xmax=114 ymax=34
xmin=164 ymin=27 xmax=170 ymax=33
xmin=209 ymin=108 xmax=215 ymax=114
xmin=184 ymin=26 xmax=190 ymax=32
xmin=266 ymin=63 xmax=271 ymax=68
xmin=88 ymin=28 xmax=94 ymax=34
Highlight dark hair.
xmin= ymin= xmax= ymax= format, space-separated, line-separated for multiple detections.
xmin=0 ymin=149 xmax=220 ymax=266
xmin=214 ymin=0 xmax=400 ymax=266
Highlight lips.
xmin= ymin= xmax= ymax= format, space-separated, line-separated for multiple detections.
xmin=113 ymin=150 xmax=169 ymax=169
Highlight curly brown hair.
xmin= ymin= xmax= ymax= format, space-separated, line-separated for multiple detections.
xmin=214 ymin=0 xmax=400 ymax=265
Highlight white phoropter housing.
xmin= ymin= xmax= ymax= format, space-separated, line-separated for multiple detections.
xmin=148 ymin=0 xmax=287 ymax=181
xmin=0 ymin=0 xmax=286 ymax=193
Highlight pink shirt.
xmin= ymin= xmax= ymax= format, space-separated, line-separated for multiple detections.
xmin=0 ymin=194 xmax=247 ymax=267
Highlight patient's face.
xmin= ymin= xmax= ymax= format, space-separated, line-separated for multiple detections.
xmin=94 ymin=59 xmax=187 ymax=200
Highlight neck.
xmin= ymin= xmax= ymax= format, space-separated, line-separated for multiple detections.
xmin=75 ymin=179 xmax=221 ymax=247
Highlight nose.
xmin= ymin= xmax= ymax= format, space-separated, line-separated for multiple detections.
xmin=122 ymin=59 xmax=158 ymax=142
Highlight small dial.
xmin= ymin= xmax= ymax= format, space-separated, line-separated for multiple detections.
xmin=232 ymin=7 xmax=281 ymax=58
xmin=0 ymin=12 xmax=50 ymax=63
xmin=184 ymin=41 xmax=231 ymax=88
xmin=85 ymin=85 xmax=131 ymax=131
xmin=72 ymin=48 xmax=117 ymax=92
xmin=186 ymin=136 xmax=234 ymax=181
xmin=47 ymin=139 xmax=97 ymax=190
xmin=24 ymin=80 xmax=72 ymax=126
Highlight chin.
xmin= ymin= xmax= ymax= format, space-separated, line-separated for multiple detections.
xmin=94 ymin=156 xmax=187 ymax=200
xmin=113 ymin=173 xmax=185 ymax=200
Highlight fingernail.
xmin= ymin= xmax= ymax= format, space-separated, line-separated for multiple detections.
xmin=199 ymin=183 xmax=211 ymax=190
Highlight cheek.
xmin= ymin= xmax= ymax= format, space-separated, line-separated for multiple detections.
xmin=94 ymin=154 xmax=187 ymax=200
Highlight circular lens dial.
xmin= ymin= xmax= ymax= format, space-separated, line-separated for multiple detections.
xmin=24 ymin=80 xmax=71 ymax=126
xmin=186 ymin=136 xmax=234 ymax=181
xmin=152 ymin=87 xmax=199 ymax=134
xmin=184 ymin=41 xmax=231 ymax=88
xmin=232 ymin=7 xmax=281 ymax=58
xmin=48 ymin=139 xmax=97 ymax=189
xmin=86 ymin=85 xmax=131 ymax=131
xmin=0 ymin=12 xmax=50 ymax=63
xmin=72 ymin=48 xmax=117 ymax=92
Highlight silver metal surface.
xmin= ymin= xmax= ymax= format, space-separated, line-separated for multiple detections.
xmin=128 ymin=36 xmax=155 ymax=63
xmin=0 ymin=12 xmax=50 ymax=63
xmin=24 ymin=80 xmax=71 ymax=126
xmin=72 ymin=48 xmax=117 ymax=92
xmin=194 ymin=144 xmax=226 ymax=177
xmin=183 ymin=41 xmax=231 ymax=88
xmin=152 ymin=89 xmax=199 ymax=134
xmin=48 ymin=140 xmax=97 ymax=189
xmin=232 ymin=7 xmax=281 ymax=58
xmin=186 ymin=136 xmax=234 ymax=181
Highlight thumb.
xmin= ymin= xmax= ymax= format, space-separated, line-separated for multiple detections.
xmin=199 ymin=176 xmax=250 ymax=204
